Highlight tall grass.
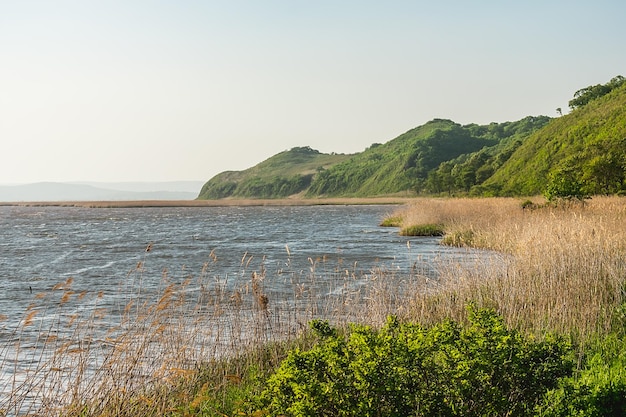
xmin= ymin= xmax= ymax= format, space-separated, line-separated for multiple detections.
xmin=2 ymin=197 xmax=624 ymax=415
xmin=391 ymin=196 xmax=626 ymax=342
xmin=1 ymin=243 xmax=428 ymax=416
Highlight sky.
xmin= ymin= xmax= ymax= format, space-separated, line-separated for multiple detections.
xmin=1 ymin=1 xmax=625 ymax=184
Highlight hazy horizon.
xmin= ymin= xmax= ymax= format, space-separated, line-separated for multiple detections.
xmin=2 ymin=1 xmax=625 ymax=184
xmin=0 ymin=180 xmax=205 ymax=201
xmin=0 ymin=180 xmax=205 ymax=186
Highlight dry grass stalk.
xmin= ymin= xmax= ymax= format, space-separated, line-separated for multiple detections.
xmin=392 ymin=196 xmax=626 ymax=341
xmin=2 ymin=196 xmax=624 ymax=415
xmin=2 ymin=246 xmax=409 ymax=415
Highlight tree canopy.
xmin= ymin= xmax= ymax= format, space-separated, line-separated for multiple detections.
xmin=568 ymin=75 xmax=625 ymax=110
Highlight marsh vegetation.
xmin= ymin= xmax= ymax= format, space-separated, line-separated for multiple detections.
xmin=1 ymin=197 xmax=625 ymax=416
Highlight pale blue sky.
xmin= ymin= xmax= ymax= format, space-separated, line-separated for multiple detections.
xmin=1 ymin=1 xmax=624 ymax=184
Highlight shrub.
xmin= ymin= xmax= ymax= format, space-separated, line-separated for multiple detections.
xmin=537 ymin=333 xmax=626 ymax=417
xmin=258 ymin=306 xmax=573 ymax=416
xmin=544 ymin=168 xmax=589 ymax=202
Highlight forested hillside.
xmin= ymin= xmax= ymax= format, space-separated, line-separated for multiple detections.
xmin=305 ymin=117 xmax=549 ymax=196
xmin=482 ymin=78 xmax=626 ymax=196
xmin=197 ymin=118 xmax=549 ymax=199
xmin=197 ymin=76 xmax=626 ymax=199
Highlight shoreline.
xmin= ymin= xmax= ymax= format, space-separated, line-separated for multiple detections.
xmin=0 ymin=197 xmax=413 ymax=208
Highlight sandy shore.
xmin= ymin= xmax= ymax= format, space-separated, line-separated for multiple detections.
xmin=0 ymin=197 xmax=413 ymax=208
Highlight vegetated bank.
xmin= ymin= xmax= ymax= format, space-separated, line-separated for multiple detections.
xmin=10 ymin=196 xmax=625 ymax=416
xmin=198 ymin=75 xmax=626 ymax=201
xmin=482 ymin=76 xmax=626 ymax=197
xmin=213 ymin=196 xmax=626 ymax=416
xmin=197 ymin=117 xmax=551 ymax=199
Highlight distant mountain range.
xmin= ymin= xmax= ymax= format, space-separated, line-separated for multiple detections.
xmin=0 ymin=181 xmax=204 ymax=202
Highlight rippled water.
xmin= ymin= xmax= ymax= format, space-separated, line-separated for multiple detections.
xmin=0 ymin=204 xmax=493 ymax=413
xmin=0 ymin=205 xmax=483 ymax=321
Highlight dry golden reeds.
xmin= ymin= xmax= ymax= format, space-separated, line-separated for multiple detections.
xmin=2 ymin=196 xmax=624 ymax=415
xmin=2 ymin=246 xmax=400 ymax=415
xmin=391 ymin=196 xmax=626 ymax=341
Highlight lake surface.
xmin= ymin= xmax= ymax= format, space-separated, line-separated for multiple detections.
xmin=0 ymin=204 xmax=495 ymax=412
xmin=0 ymin=205 xmax=488 ymax=320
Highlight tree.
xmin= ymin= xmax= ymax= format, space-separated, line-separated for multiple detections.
xmin=583 ymin=153 xmax=624 ymax=194
xmin=568 ymin=75 xmax=625 ymax=110
xmin=544 ymin=168 xmax=588 ymax=202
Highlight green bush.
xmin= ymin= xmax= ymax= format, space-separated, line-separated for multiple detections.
xmin=537 ymin=334 xmax=626 ymax=417
xmin=544 ymin=168 xmax=589 ymax=202
xmin=257 ymin=306 xmax=573 ymax=416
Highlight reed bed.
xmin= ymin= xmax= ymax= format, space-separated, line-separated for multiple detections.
xmin=392 ymin=196 xmax=626 ymax=341
xmin=2 ymin=196 xmax=624 ymax=416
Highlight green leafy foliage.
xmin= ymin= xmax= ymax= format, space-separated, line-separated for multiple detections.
xmin=424 ymin=116 xmax=549 ymax=195
xmin=257 ymin=307 xmax=573 ymax=416
xmin=484 ymin=80 xmax=626 ymax=196
xmin=305 ymin=118 xmax=548 ymax=197
xmin=544 ymin=167 xmax=589 ymax=202
xmin=568 ymin=75 xmax=625 ymax=110
xmin=537 ymin=333 xmax=626 ymax=416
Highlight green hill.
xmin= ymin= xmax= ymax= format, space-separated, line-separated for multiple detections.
xmin=197 ymin=118 xmax=548 ymax=199
xmin=197 ymin=147 xmax=351 ymax=199
xmin=483 ymin=80 xmax=626 ymax=196
xmin=305 ymin=117 xmax=549 ymax=197
xmin=197 ymin=76 xmax=626 ymax=199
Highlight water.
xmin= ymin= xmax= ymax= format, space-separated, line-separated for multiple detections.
xmin=0 ymin=205 xmax=484 ymax=319
xmin=0 ymin=204 xmax=494 ymax=413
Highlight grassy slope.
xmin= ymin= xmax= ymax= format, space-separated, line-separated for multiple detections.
xmin=305 ymin=119 xmax=500 ymax=197
xmin=197 ymin=80 xmax=625 ymax=199
xmin=197 ymin=147 xmax=352 ymax=199
xmin=483 ymin=83 xmax=626 ymax=196
xmin=197 ymin=118 xmax=549 ymax=200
